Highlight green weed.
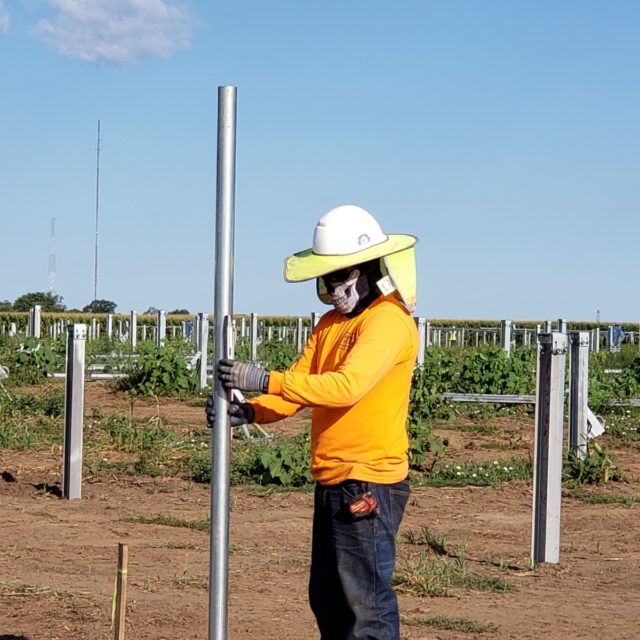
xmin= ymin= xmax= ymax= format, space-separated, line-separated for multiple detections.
xmin=407 ymin=615 xmax=497 ymax=633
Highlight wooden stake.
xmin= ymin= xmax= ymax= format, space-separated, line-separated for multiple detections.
xmin=113 ymin=543 xmax=129 ymax=640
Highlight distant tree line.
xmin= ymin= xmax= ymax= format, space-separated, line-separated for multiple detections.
xmin=0 ymin=292 xmax=190 ymax=315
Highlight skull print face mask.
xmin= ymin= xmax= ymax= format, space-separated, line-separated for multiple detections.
xmin=325 ymin=268 xmax=370 ymax=315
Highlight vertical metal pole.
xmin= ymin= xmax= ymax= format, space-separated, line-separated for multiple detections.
xmin=500 ymin=319 xmax=512 ymax=354
xmin=156 ymin=310 xmax=166 ymax=347
xmin=531 ymin=332 xmax=567 ymax=564
xmin=607 ymin=325 xmax=614 ymax=352
xmin=311 ymin=311 xmax=320 ymax=330
xmin=250 ymin=313 xmax=258 ymax=362
xmin=198 ymin=313 xmax=210 ymax=391
xmin=544 ymin=320 xmax=552 ymax=333
xmin=415 ymin=317 xmax=426 ymax=365
xmin=425 ymin=321 xmax=431 ymax=348
xmin=296 ymin=317 xmax=304 ymax=353
xmin=130 ymin=311 xmax=137 ymax=350
xmin=29 ymin=305 xmax=42 ymax=338
xmin=63 ymin=324 xmax=86 ymax=500
xmin=569 ymin=332 xmax=590 ymax=459
xmin=209 ymin=84 xmax=237 ymax=640
xmin=558 ymin=318 xmax=568 ymax=334
xmin=106 ymin=314 xmax=113 ymax=340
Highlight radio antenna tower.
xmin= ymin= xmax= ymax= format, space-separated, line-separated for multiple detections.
xmin=48 ymin=217 xmax=56 ymax=294
xmin=93 ymin=120 xmax=101 ymax=302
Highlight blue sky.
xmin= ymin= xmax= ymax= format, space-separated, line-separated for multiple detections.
xmin=1 ymin=1 xmax=638 ymax=322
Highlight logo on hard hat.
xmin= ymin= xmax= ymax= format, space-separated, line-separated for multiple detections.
xmin=357 ymin=234 xmax=370 ymax=246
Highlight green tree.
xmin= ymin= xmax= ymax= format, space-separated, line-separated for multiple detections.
xmin=0 ymin=300 xmax=12 ymax=311
xmin=13 ymin=292 xmax=65 ymax=312
xmin=169 ymin=308 xmax=190 ymax=315
xmin=83 ymin=299 xmax=117 ymax=313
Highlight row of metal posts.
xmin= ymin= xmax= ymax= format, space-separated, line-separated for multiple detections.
xmin=1 ymin=308 xmax=634 ymax=358
xmin=412 ymin=318 xmax=624 ymax=363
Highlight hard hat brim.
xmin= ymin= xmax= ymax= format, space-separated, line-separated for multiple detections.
xmin=283 ymin=234 xmax=418 ymax=282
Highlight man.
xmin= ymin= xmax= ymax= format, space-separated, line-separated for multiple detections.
xmin=206 ymin=204 xmax=419 ymax=640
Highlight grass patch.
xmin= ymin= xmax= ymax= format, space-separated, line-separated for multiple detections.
xmin=0 ymin=580 xmax=75 ymax=599
xmin=407 ymin=615 xmax=498 ymax=633
xmin=567 ymin=488 xmax=637 ymax=507
xmin=121 ymin=514 xmax=210 ymax=532
xmin=411 ymin=457 xmax=532 ymax=487
xmin=393 ymin=551 xmax=513 ymax=597
xmin=436 ymin=422 xmax=500 ymax=435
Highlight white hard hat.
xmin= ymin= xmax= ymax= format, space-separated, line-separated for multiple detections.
xmin=312 ymin=205 xmax=389 ymax=255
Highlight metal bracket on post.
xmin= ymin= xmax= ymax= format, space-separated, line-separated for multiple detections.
xmin=531 ymin=331 xmax=567 ymax=565
xmin=569 ymin=332 xmax=590 ymax=459
xmin=63 ymin=324 xmax=87 ymax=500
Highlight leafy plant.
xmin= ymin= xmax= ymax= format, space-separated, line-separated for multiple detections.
xmin=230 ymin=432 xmax=313 ymax=487
xmin=115 ymin=341 xmax=197 ymax=396
xmin=563 ymin=444 xmax=621 ymax=485
xmin=5 ymin=338 xmax=64 ymax=385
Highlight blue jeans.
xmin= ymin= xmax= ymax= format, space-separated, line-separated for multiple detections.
xmin=309 ymin=478 xmax=410 ymax=640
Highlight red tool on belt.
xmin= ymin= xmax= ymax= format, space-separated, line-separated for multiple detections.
xmin=349 ymin=492 xmax=378 ymax=518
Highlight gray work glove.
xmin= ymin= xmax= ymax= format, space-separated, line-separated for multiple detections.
xmin=217 ymin=359 xmax=269 ymax=393
xmin=205 ymin=395 xmax=255 ymax=428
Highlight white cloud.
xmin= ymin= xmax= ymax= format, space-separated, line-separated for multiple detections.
xmin=35 ymin=0 xmax=193 ymax=64
xmin=0 ymin=1 xmax=9 ymax=33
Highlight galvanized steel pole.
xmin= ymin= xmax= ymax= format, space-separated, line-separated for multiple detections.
xmin=531 ymin=332 xmax=567 ymax=564
xmin=62 ymin=324 xmax=87 ymax=500
xmin=568 ymin=332 xmax=590 ymax=459
xmin=209 ymin=85 xmax=237 ymax=640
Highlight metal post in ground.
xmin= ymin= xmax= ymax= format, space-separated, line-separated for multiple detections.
xmin=250 ymin=313 xmax=258 ymax=362
xmin=531 ymin=332 xmax=568 ymax=564
xmin=500 ymin=319 xmax=512 ymax=354
xmin=209 ymin=84 xmax=236 ymax=640
xmin=558 ymin=318 xmax=568 ymax=334
xmin=106 ymin=314 xmax=113 ymax=340
xmin=29 ymin=305 xmax=42 ymax=338
xmin=311 ymin=312 xmax=321 ymax=330
xmin=197 ymin=312 xmax=210 ymax=390
xmin=415 ymin=317 xmax=426 ymax=365
xmin=62 ymin=324 xmax=87 ymax=500
xmin=156 ymin=310 xmax=166 ymax=347
xmin=591 ymin=327 xmax=600 ymax=353
xmin=296 ymin=317 xmax=304 ymax=353
xmin=568 ymin=332 xmax=590 ymax=459
xmin=130 ymin=311 xmax=137 ymax=350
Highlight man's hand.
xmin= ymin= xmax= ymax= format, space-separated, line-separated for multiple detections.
xmin=205 ymin=395 xmax=256 ymax=428
xmin=217 ymin=359 xmax=269 ymax=393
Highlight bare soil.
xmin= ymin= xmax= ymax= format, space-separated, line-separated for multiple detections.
xmin=1 ymin=382 xmax=639 ymax=639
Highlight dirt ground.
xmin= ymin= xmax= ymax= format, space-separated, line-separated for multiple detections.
xmin=1 ymin=382 xmax=640 ymax=640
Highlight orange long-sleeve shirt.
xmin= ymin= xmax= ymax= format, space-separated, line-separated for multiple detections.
xmin=249 ymin=295 xmax=419 ymax=485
